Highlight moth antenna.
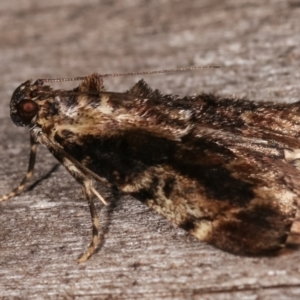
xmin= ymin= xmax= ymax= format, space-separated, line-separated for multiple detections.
xmin=39 ymin=65 xmax=220 ymax=83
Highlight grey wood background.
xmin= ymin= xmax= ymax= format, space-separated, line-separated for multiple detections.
xmin=0 ymin=0 xmax=300 ymax=299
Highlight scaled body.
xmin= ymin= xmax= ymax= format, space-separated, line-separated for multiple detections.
xmin=4 ymin=74 xmax=300 ymax=261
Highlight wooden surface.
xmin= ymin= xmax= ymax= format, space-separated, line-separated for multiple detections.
xmin=1 ymin=0 xmax=300 ymax=299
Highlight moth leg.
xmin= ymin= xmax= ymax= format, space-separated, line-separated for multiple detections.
xmin=49 ymin=154 xmax=105 ymax=262
xmin=52 ymin=153 xmax=105 ymax=262
xmin=77 ymin=179 xmax=101 ymax=263
xmin=0 ymin=136 xmax=38 ymax=202
xmin=61 ymin=163 xmax=104 ymax=263
xmin=35 ymin=131 xmax=108 ymax=261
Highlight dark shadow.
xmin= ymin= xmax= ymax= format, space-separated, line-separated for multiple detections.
xmin=27 ymin=164 xmax=61 ymax=191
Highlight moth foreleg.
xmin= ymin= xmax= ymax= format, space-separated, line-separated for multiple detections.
xmin=0 ymin=136 xmax=38 ymax=202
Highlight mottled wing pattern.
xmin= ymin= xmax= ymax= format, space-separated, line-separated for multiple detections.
xmin=36 ymin=75 xmax=300 ymax=255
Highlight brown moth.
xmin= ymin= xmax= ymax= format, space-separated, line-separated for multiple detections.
xmin=1 ymin=68 xmax=300 ymax=262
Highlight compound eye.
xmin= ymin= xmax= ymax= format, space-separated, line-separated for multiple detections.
xmin=16 ymin=99 xmax=38 ymax=125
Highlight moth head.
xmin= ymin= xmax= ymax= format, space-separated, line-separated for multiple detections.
xmin=10 ymin=80 xmax=40 ymax=127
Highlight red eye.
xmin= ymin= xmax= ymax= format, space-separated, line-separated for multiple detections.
xmin=16 ymin=99 xmax=38 ymax=124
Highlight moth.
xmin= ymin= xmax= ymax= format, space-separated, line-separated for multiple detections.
xmin=1 ymin=67 xmax=300 ymax=263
